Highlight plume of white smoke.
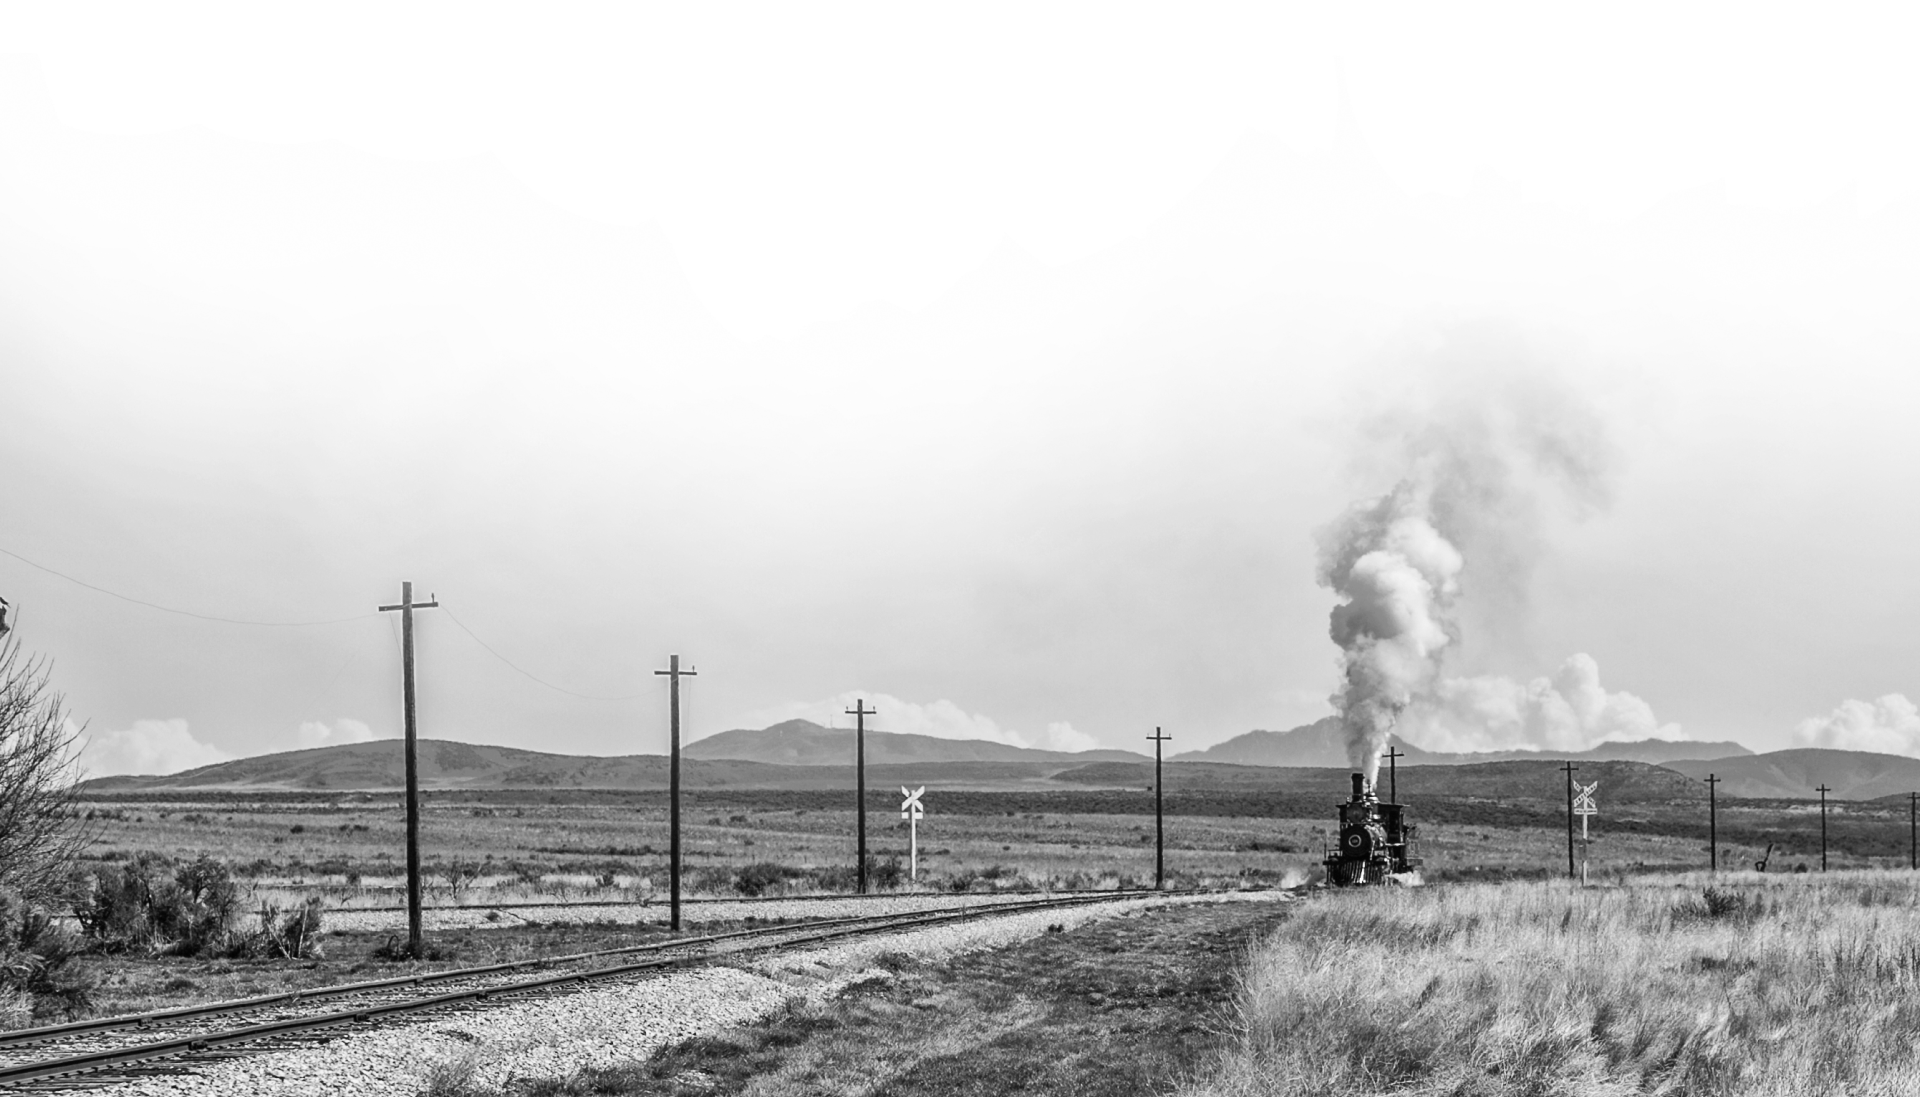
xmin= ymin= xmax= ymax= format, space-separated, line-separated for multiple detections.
xmin=1318 ymin=477 xmax=1464 ymax=781
xmin=1318 ymin=343 xmax=1617 ymax=783
xmin=1398 ymin=654 xmax=1683 ymax=753
xmin=1794 ymin=695 xmax=1920 ymax=756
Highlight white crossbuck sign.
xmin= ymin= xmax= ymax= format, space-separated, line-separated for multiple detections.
xmin=1573 ymin=781 xmax=1599 ymax=816
xmin=901 ymin=786 xmax=926 ymax=881
xmin=1573 ymin=781 xmax=1599 ymax=862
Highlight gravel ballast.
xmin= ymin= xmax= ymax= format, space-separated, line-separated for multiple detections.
xmin=84 ymin=891 xmax=1284 ymax=1097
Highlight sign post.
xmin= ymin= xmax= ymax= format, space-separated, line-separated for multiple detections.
xmin=900 ymin=786 xmax=925 ymax=881
xmin=1572 ymin=781 xmax=1599 ymax=885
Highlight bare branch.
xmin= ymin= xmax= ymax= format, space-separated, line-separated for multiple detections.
xmin=0 ymin=635 xmax=92 ymax=900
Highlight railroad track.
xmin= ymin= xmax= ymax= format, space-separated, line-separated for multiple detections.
xmin=326 ymin=885 xmax=1116 ymax=914
xmin=0 ymin=889 xmax=1165 ymax=1092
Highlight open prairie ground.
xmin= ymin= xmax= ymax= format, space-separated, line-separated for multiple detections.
xmin=70 ymin=789 xmax=1816 ymax=904
xmin=73 ymin=788 xmax=1896 ymax=901
xmin=1186 ymin=871 xmax=1920 ymax=1097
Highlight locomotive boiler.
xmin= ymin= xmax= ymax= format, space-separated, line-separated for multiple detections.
xmin=1323 ymin=772 xmax=1421 ymax=886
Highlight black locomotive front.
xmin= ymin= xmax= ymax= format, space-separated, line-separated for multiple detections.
xmin=1323 ymin=772 xmax=1420 ymax=886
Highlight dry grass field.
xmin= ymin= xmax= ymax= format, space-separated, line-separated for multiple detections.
xmin=71 ymin=792 xmax=1735 ymax=904
xmin=1186 ymin=871 xmax=1920 ymax=1097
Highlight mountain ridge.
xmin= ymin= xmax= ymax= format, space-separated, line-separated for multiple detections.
xmin=684 ymin=719 xmax=1148 ymax=765
xmin=1664 ymin=749 xmax=1920 ymax=801
xmin=1176 ymin=717 xmax=1753 ymax=768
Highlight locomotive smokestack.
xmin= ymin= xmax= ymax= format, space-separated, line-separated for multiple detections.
xmin=1350 ymin=772 xmax=1368 ymax=802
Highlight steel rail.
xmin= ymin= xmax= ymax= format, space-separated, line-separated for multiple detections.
xmin=1 ymin=891 xmax=1149 ymax=1050
xmin=0 ymin=890 xmax=1160 ymax=1088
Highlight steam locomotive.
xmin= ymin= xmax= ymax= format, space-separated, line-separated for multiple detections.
xmin=1323 ymin=772 xmax=1421 ymax=886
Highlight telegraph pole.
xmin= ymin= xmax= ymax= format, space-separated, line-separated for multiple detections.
xmin=847 ymin=699 xmax=875 ymax=893
xmin=1560 ymin=761 xmax=1578 ymax=880
xmin=378 ymin=581 xmax=439 ymax=960
xmin=1385 ymin=746 xmax=1404 ymax=803
xmin=1704 ymin=774 xmax=1719 ymax=873
xmin=1817 ymin=784 xmax=1832 ymax=871
xmin=654 ymin=655 xmax=696 ymax=930
xmin=1910 ymin=791 xmax=1916 ymax=870
xmin=1148 ymin=728 xmax=1172 ymax=889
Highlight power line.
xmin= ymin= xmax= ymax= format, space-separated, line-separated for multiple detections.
xmin=3 ymin=545 xmax=659 ymax=702
xmin=440 ymin=607 xmax=653 ymax=701
xmin=0 ymin=547 xmax=374 ymax=627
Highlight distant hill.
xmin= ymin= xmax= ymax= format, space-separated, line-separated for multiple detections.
xmin=76 ymin=736 xmax=1141 ymax=794
xmin=78 ymin=735 xmax=1703 ymax=803
xmin=79 ymin=739 xmax=784 ymax=793
xmin=1665 ymin=749 xmax=1920 ymax=800
xmin=1571 ymin=739 xmax=1755 ymax=764
xmin=1171 ymin=718 xmax=1440 ymax=767
xmin=684 ymin=719 xmax=1146 ymax=766
xmin=70 ymin=721 xmax=1770 ymax=799
xmin=1057 ymin=757 xmax=1705 ymax=803
xmin=1176 ymin=718 xmax=1751 ymax=768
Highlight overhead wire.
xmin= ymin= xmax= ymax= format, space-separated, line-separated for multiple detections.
xmin=439 ymin=607 xmax=657 ymax=701
xmin=1 ymin=544 xmax=669 ymax=705
xmin=0 ymin=546 xmax=376 ymax=627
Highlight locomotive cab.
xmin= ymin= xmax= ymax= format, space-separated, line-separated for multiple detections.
xmin=1324 ymin=772 xmax=1421 ymax=886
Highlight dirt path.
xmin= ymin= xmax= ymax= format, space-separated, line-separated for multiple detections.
xmin=522 ymin=896 xmax=1291 ymax=1096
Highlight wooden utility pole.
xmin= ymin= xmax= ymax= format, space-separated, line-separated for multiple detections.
xmin=1385 ymin=746 xmax=1405 ymax=803
xmin=847 ymin=699 xmax=875 ymax=893
xmin=1704 ymin=774 xmax=1719 ymax=872
xmin=1910 ymin=792 xmax=1916 ymax=870
xmin=378 ymin=581 xmax=439 ymax=960
xmin=1817 ymin=784 xmax=1832 ymax=871
xmin=1148 ymin=728 xmax=1172 ymax=889
xmin=1561 ymin=761 xmax=1578 ymax=880
xmin=654 ymin=655 xmax=696 ymax=930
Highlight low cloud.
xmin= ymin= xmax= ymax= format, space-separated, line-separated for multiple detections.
xmin=728 ymin=692 xmax=1100 ymax=753
xmin=1794 ymin=695 xmax=1920 ymax=756
xmin=297 ymin=718 xmax=378 ymax=749
xmin=1397 ymin=653 xmax=1683 ymax=753
xmin=78 ymin=718 xmax=233 ymax=777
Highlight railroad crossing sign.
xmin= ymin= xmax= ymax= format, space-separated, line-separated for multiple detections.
xmin=901 ymin=787 xmax=926 ymax=881
xmin=1572 ymin=781 xmax=1598 ymax=884
xmin=1573 ymin=781 xmax=1598 ymax=816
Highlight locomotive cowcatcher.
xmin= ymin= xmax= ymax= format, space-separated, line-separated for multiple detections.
xmin=1323 ymin=772 xmax=1421 ymax=886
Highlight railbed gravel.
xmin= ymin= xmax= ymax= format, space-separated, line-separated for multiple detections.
xmin=76 ymin=891 xmax=1284 ymax=1097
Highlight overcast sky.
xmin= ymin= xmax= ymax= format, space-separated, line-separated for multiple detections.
xmin=6 ymin=5 xmax=1920 ymax=773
